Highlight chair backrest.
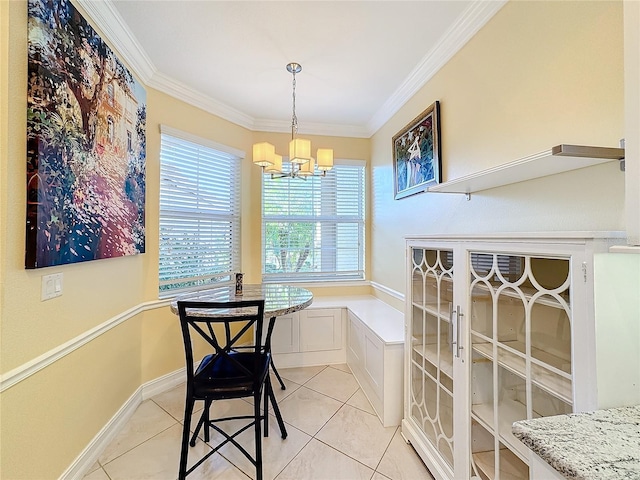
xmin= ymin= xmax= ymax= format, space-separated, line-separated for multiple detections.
xmin=177 ymin=299 xmax=266 ymax=388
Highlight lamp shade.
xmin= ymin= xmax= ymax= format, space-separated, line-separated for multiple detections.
xmin=316 ymin=148 xmax=334 ymax=171
xmin=298 ymin=156 xmax=315 ymax=176
xmin=289 ymin=138 xmax=312 ymax=164
xmin=253 ymin=142 xmax=275 ymax=167
xmin=265 ymin=154 xmax=282 ymax=174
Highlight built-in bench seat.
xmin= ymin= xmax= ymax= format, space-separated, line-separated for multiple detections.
xmin=308 ymin=295 xmax=404 ymax=427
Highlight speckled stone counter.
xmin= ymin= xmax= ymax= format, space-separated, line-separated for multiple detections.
xmin=512 ymin=405 xmax=640 ymax=479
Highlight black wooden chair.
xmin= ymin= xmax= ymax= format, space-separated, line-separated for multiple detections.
xmin=177 ymin=299 xmax=287 ymax=480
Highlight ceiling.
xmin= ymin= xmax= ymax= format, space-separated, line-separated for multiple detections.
xmin=83 ymin=1 xmax=506 ymax=138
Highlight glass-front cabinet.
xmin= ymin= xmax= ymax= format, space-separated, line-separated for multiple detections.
xmin=403 ymin=234 xmax=621 ymax=480
xmin=408 ymin=247 xmax=456 ymax=469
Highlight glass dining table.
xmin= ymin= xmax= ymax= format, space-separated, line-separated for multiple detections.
xmin=170 ymin=283 xmax=314 ymax=389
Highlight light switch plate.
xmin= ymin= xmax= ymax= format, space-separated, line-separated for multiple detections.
xmin=41 ymin=273 xmax=63 ymax=301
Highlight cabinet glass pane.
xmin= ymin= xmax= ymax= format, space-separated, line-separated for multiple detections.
xmin=529 ymin=257 xmax=569 ymax=291
xmin=496 ymin=345 xmax=526 ymax=379
xmin=496 ymin=288 xmax=525 ymax=355
xmin=439 ymin=317 xmax=453 ymax=392
xmin=441 ymin=276 xmax=454 ymax=307
xmin=440 ymin=249 xmax=454 ymax=271
xmin=471 ymin=253 xmax=494 ymax=279
xmin=412 ymin=270 xmax=425 ymax=306
xmin=531 ymin=363 xmax=572 ymax=404
xmin=412 ymin=305 xmax=424 ymax=341
xmin=409 ymin=247 xmax=455 ymax=471
xmin=424 ymin=311 xmax=438 ymax=359
xmin=471 ymin=420 xmax=495 ymax=480
xmin=440 ymin=388 xmax=454 ymax=439
xmin=426 ymin=273 xmax=438 ymax=310
xmin=530 ymin=297 xmax=571 ymax=374
xmin=532 ymin=384 xmax=572 ymax=418
xmin=472 ymin=350 xmax=494 ymax=425
xmin=412 ymin=248 xmax=424 ymax=268
xmin=497 ymin=366 xmax=527 ymax=440
xmin=468 ymin=251 xmax=575 ymax=479
xmin=471 ymin=281 xmax=493 ymax=337
xmin=497 ymin=255 xmax=525 ymax=283
xmin=498 ymin=443 xmax=529 ymax=480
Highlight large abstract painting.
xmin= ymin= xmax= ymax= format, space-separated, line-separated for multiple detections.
xmin=392 ymin=101 xmax=441 ymax=200
xmin=26 ymin=0 xmax=146 ymax=268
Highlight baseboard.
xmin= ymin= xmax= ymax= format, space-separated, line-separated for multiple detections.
xmin=141 ymin=367 xmax=187 ymax=400
xmin=271 ymin=349 xmax=347 ymax=369
xmin=59 ymin=366 xmax=187 ymax=480
xmin=58 ymin=387 xmax=142 ymax=480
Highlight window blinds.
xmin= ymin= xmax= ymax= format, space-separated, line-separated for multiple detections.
xmin=159 ymin=132 xmax=241 ymax=295
xmin=262 ymin=162 xmax=365 ymax=282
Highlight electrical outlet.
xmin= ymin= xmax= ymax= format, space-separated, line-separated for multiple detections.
xmin=41 ymin=273 xmax=63 ymax=301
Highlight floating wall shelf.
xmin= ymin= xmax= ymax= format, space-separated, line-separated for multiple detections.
xmin=428 ymin=144 xmax=625 ymax=197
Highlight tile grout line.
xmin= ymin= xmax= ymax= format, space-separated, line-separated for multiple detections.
xmin=91 ymin=365 xmax=399 ymax=480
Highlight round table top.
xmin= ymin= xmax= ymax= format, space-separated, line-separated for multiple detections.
xmin=170 ymin=283 xmax=314 ymax=318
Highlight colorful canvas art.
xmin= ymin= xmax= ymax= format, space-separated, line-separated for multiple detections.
xmin=392 ymin=101 xmax=441 ymax=200
xmin=26 ymin=0 xmax=146 ymax=268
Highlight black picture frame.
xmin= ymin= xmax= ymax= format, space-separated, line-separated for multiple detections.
xmin=392 ymin=101 xmax=441 ymax=199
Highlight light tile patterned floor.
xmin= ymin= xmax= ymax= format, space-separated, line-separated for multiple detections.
xmin=83 ymin=364 xmax=435 ymax=480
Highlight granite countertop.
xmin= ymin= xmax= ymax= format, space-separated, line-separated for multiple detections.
xmin=512 ymin=405 xmax=640 ymax=479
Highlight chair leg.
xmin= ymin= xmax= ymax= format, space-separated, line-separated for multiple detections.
xmin=268 ymin=382 xmax=288 ymax=439
xmin=254 ymin=391 xmax=263 ymax=480
xmin=179 ymin=396 xmax=195 ymax=480
xmin=203 ymin=399 xmax=211 ymax=443
xmin=263 ymin=378 xmax=270 ymax=438
xmin=270 ymin=357 xmax=286 ymax=390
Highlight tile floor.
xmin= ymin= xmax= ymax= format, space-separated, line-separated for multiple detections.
xmin=82 ymin=364 xmax=435 ymax=480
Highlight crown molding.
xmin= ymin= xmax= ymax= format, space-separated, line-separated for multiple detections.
xmin=366 ymin=0 xmax=507 ymax=136
xmin=75 ymin=0 xmax=155 ymax=83
xmin=79 ymin=0 xmax=505 ymax=140
xmin=148 ymin=72 xmax=256 ymax=130
xmin=253 ymin=118 xmax=370 ymax=139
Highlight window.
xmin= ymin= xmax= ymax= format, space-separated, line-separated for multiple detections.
xmin=262 ymin=161 xmax=365 ymax=282
xmin=107 ymin=116 xmax=114 ymax=143
xmin=107 ymin=83 xmax=114 ymax=106
xmin=159 ymin=127 xmax=242 ymax=296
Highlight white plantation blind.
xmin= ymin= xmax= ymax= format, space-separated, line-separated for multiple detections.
xmin=262 ymin=161 xmax=365 ymax=282
xmin=159 ymin=130 xmax=241 ymax=295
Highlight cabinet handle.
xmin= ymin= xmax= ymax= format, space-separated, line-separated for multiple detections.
xmin=448 ymin=302 xmax=454 ymax=352
xmin=452 ymin=305 xmax=464 ymax=358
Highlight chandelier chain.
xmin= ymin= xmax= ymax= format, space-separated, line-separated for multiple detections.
xmin=291 ymin=70 xmax=298 ymax=139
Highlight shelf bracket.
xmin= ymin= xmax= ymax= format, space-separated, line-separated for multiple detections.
xmin=465 ymin=193 xmax=471 ymax=201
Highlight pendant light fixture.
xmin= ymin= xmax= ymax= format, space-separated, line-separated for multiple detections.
xmin=253 ymin=63 xmax=333 ymax=178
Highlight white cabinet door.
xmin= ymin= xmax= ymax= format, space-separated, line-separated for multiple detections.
xmin=364 ymin=332 xmax=384 ymax=398
xmin=299 ymin=308 xmax=343 ymax=352
xmin=347 ymin=311 xmax=365 ymax=363
xmin=269 ymin=312 xmax=300 ymax=354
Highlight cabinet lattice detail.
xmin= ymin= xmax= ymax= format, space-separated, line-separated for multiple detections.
xmin=402 ymin=234 xmax=621 ymax=480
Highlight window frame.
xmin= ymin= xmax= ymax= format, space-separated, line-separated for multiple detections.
xmin=261 ymin=159 xmax=366 ymax=283
xmin=158 ymin=125 xmax=244 ymax=297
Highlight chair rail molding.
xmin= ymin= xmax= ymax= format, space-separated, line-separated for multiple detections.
xmin=371 ymin=281 xmax=404 ymax=302
xmin=0 ymin=299 xmax=172 ymax=393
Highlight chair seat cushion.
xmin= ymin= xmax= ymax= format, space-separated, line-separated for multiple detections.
xmin=192 ymin=351 xmax=270 ymax=398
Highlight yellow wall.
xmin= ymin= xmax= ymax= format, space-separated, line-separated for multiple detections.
xmin=0 ymin=2 xmax=369 ymax=477
xmin=0 ymin=0 xmax=626 ymax=478
xmin=370 ymin=0 xmax=625 ymax=292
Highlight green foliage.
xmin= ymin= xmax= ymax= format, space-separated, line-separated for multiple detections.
xmin=264 ymin=222 xmax=314 ymax=273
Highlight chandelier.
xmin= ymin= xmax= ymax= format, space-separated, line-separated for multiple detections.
xmin=253 ymin=63 xmax=334 ymax=178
